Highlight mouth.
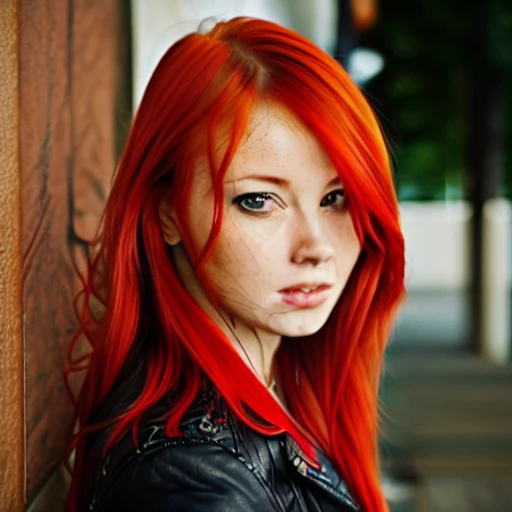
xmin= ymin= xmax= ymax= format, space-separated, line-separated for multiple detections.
xmin=279 ymin=283 xmax=333 ymax=308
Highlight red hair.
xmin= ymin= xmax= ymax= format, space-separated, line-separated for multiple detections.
xmin=67 ymin=17 xmax=405 ymax=512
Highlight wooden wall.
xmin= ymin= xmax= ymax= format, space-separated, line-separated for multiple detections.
xmin=0 ymin=1 xmax=24 ymax=510
xmin=0 ymin=1 xmax=129 ymax=509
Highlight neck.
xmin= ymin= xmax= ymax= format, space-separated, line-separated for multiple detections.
xmin=170 ymin=243 xmax=281 ymax=388
xmin=218 ymin=313 xmax=281 ymax=388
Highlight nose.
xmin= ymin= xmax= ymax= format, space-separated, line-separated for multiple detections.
xmin=291 ymin=215 xmax=335 ymax=266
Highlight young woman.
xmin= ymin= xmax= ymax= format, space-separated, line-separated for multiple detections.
xmin=66 ymin=16 xmax=405 ymax=512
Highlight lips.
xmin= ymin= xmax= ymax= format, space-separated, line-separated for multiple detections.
xmin=279 ymin=283 xmax=332 ymax=293
xmin=279 ymin=283 xmax=333 ymax=308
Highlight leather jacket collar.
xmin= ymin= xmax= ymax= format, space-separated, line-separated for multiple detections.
xmin=171 ymin=380 xmax=360 ymax=511
xmin=285 ymin=436 xmax=359 ymax=511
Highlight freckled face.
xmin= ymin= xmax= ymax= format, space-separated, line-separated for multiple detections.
xmin=181 ymin=105 xmax=361 ymax=338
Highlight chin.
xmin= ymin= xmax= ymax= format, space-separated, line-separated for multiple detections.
xmin=277 ymin=314 xmax=330 ymax=338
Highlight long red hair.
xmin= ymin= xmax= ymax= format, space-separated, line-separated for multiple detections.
xmin=67 ymin=17 xmax=405 ymax=512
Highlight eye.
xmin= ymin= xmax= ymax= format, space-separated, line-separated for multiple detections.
xmin=320 ymin=189 xmax=346 ymax=209
xmin=232 ymin=192 xmax=280 ymax=214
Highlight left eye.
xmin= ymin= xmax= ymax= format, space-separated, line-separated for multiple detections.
xmin=232 ymin=192 xmax=275 ymax=213
xmin=320 ymin=189 xmax=346 ymax=209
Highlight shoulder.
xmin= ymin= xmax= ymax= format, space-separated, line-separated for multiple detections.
xmin=92 ymin=434 xmax=273 ymax=512
xmin=88 ymin=382 xmax=280 ymax=511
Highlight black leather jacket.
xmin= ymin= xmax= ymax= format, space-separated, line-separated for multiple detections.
xmin=84 ymin=380 xmax=360 ymax=512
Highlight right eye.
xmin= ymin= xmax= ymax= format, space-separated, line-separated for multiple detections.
xmin=232 ymin=192 xmax=276 ymax=214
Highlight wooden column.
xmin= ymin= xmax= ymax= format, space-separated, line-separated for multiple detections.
xmin=0 ymin=1 xmax=25 ymax=510
xmin=0 ymin=1 xmax=129 ymax=509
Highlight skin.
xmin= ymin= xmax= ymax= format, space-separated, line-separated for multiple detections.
xmin=159 ymin=103 xmax=361 ymax=386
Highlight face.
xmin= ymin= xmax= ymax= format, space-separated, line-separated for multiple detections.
xmin=167 ymin=104 xmax=361 ymax=342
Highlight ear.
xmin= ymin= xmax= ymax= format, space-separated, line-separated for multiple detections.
xmin=158 ymin=194 xmax=182 ymax=246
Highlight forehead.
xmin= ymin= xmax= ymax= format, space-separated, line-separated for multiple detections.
xmin=228 ymin=104 xmax=334 ymax=179
xmin=191 ymin=103 xmax=335 ymax=192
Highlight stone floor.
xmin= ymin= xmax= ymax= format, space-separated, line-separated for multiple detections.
xmin=381 ymin=350 xmax=512 ymax=511
xmin=385 ymin=475 xmax=512 ymax=512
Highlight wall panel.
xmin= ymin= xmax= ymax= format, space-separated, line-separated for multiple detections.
xmin=0 ymin=0 xmax=24 ymax=509
xmin=19 ymin=0 xmax=120 ymax=502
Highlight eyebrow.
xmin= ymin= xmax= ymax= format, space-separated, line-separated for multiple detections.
xmin=225 ymin=174 xmax=342 ymax=187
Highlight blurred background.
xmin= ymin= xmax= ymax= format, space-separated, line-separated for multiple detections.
xmin=1 ymin=1 xmax=511 ymax=511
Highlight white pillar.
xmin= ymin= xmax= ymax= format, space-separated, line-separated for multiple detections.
xmin=287 ymin=0 xmax=338 ymax=54
xmin=481 ymin=198 xmax=512 ymax=364
xmin=131 ymin=0 xmax=293 ymax=108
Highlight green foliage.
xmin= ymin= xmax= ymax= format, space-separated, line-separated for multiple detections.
xmin=361 ymin=0 xmax=512 ymax=200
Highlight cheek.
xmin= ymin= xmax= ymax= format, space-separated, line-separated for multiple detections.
xmin=209 ymin=217 xmax=285 ymax=282
xmin=335 ymin=217 xmax=362 ymax=266
xmin=207 ymin=219 xmax=253 ymax=278
xmin=182 ymin=206 xmax=214 ymax=264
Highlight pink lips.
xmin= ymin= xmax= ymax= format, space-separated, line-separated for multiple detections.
xmin=279 ymin=284 xmax=332 ymax=308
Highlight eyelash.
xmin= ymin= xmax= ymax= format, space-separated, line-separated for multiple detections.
xmin=320 ymin=189 xmax=347 ymax=209
xmin=232 ymin=189 xmax=347 ymax=215
xmin=232 ymin=192 xmax=284 ymax=215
